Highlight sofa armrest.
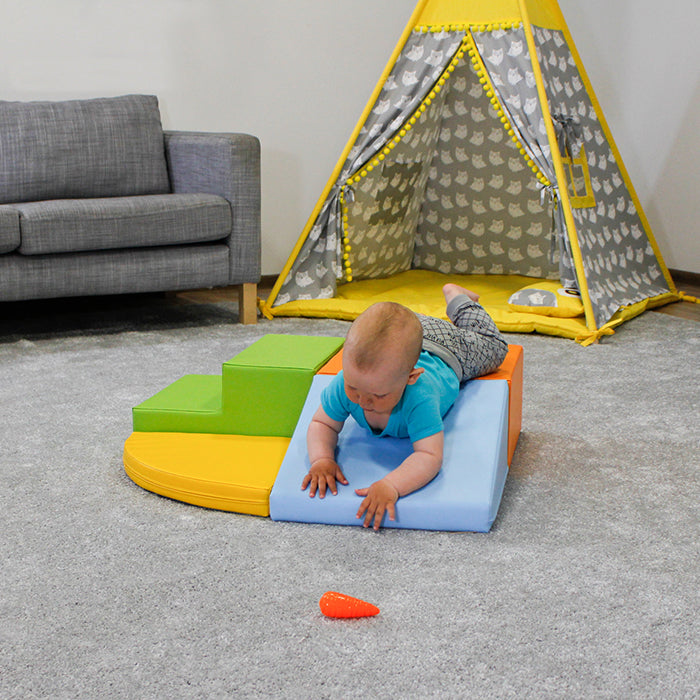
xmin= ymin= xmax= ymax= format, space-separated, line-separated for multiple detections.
xmin=164 ymin=131 xmax=261 ymax=285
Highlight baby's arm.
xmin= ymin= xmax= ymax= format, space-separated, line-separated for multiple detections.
xmin=302 ymin=405 xmax=347 ymax=497
xmin=356 ymin=431 xmax=444 ymax=530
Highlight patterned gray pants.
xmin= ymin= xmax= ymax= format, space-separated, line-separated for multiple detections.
xmin=417 ymin=295 xmax=509 ymax=382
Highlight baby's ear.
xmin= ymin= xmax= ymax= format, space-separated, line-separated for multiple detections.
xmin=406 ymin=367 xmax=425 ymax=385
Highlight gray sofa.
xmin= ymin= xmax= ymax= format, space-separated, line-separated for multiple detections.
xmin=0 ymin=94 xmax=260 ymax=323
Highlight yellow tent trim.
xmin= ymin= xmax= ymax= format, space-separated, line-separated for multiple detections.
xmin=414 ymin=0 xmax=561 ymax=29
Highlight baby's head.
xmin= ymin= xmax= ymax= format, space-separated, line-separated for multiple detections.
xmin=342 ymin=302 xmax=424 ymax=414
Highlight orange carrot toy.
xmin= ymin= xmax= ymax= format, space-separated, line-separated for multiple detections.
xmin=319 ymin=591 xmax=380 ymax=618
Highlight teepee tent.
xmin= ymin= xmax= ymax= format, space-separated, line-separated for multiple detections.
xmin=261 ymin=0 xmax=679 ymax=344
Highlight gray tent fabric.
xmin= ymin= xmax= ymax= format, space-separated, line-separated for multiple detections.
xmin=413 ymin=49 xmax=558 ymax=279
xmin=532 ymin=27 xmax=671 ymax=326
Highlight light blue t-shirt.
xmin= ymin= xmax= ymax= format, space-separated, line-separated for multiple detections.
xmin=320 ymin=350 xmax=459 ymax=443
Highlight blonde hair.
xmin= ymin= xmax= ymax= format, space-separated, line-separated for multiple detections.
xmin=345 ymin=302 xmax=422 ymax=375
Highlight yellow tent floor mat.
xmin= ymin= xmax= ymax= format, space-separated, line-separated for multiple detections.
xmin=265 ymin=270 xmax=679 ymax=344
xmin=266 ymin=270 xmax=592 ymax=340
xmin=124 ymin=432 xmax=291 ymax=515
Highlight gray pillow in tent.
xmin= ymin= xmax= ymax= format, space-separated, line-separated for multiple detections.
xmin=508 ymin=282 xmax=584 ymax=318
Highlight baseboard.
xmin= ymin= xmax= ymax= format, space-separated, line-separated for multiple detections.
xmin=260 ymin=274 xmax=278 ymax=288
xmin=669 ymin=268 xmax=700 ymax=287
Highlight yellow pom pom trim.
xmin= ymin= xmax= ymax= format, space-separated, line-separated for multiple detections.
xmin=464 ymin=30 xmax=551 ymax=186
xmin=339 ymin=188 xmax=353 ymax=281
xmin=416 ymin=22 xmax=522 ymax=35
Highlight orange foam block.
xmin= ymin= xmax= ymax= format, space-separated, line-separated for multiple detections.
xmin=479 ymin=344 xmax=523 ymax=465
xmin=319 ymin=591 xmax=380 ymax=618
xmin=315 ymin=345 xmax=523 ymax=465
xmin=317 ymin=349 xmax=343 ymax=375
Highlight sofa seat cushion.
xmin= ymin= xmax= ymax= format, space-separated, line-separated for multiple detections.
xmin=0 ymin=95 xmax=170 ymax=204
xmin=0 ymin=206 xmax=20 ymax=254
xmin=0 ymin=244 xmax=231 ymax=302
xmin=16 ymin=194 xmax=232 ymax=255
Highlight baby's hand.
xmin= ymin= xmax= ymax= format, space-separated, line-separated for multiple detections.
xmin=355 ymin=479 xmax=399 ymax=531
xmin=301 ymin=458 xmax=348 ymax=498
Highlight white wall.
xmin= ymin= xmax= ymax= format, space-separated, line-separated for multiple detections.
xmin=2 ymin=0 xmax=699 ymax=274
xmin=558 ymin=0 xmax=700 ymax=275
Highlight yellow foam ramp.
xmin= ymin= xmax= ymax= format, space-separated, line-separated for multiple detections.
xmin=124 ymin=432 xmax=290 ymax=515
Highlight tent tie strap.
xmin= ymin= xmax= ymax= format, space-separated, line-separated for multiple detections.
xmin=540 ymin=183 xmax=562 ymax=264
xmin=575 ymin=326 xmax=616 ymax=346
xmin=551 ymin=113 xmax=583 ymax=160
xmin=678 ymin=291 xmax=700 ymax=304
xmin=259 ymin=300 xmax=274 ymax=320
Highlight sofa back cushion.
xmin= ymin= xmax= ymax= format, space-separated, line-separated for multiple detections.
xmin=0 ymin=95 xmax=170 ymax=204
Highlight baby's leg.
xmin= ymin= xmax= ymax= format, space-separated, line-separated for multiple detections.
xmin=443 ymin=285 xmax=508 ymax=380
xmin=443 ymin=283 xmax=480 ymax=304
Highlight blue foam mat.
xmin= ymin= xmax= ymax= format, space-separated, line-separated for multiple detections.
xmin=270 ymin=375 xmax=510 ymax=532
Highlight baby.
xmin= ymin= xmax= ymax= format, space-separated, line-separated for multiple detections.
xmin=301 ymin=284 xmax=508 ymax=530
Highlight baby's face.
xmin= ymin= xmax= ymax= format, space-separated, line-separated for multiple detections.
xmin=342 ymin=358 xmax=411 ymax=417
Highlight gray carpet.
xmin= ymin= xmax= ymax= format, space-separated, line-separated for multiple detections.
xmin=1 ymin=295 xmax=698 ymax=699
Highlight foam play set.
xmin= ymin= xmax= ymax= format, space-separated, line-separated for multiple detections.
xmin=260 ymin=0 xmax=679 ymax=344
xmin=124 ymin=334 xmax=523 ymax=532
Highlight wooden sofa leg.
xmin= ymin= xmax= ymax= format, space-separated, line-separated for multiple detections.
xmin=238 ymin=283 xmax=258 ymax=324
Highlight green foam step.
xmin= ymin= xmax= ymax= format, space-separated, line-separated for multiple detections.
xmin=132 ymin=334 xmax=344 ymax=437
xmin=132 ymin=375 xmax=226 ymax=433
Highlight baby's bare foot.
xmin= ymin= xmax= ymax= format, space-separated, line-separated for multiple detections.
xmin=443 ymin=283 xmax=480 ymax=304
